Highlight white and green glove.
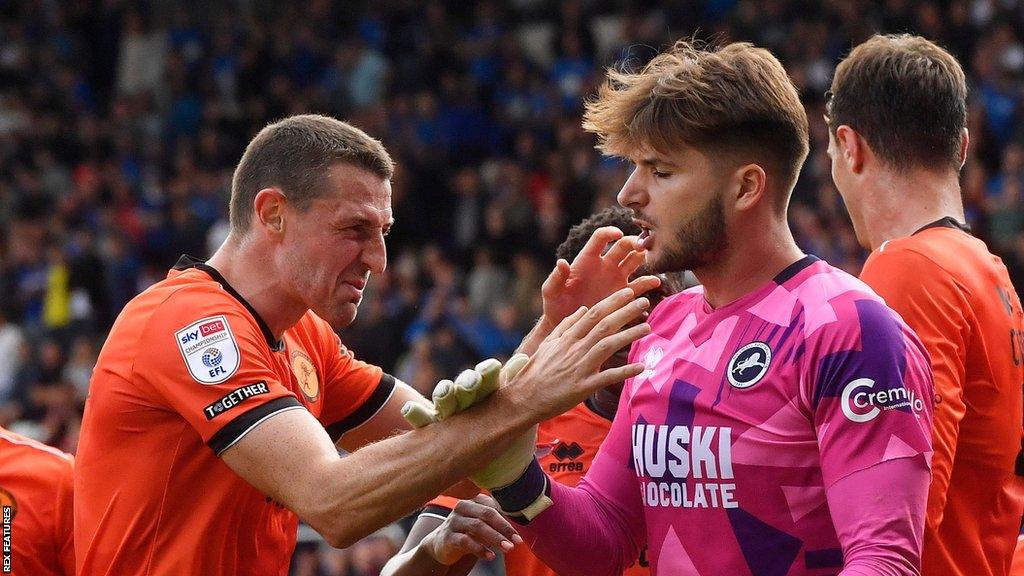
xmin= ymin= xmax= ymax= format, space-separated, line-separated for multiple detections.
xmin=401 ymin=354 xmax=539 ymax=489
xmin=401 ymin=356 xmax=510 ymax=427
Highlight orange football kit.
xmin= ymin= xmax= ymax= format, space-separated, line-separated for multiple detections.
xmin=75 ymin=256 xmax=395 ymax=575
xmin=0 ymin=426 xmax=75 ymax=576
xmin=860 ymin=219 xmax=1024 ymax=576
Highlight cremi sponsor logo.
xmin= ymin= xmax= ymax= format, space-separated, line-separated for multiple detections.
xmin=631 ymin=424 xmax=737 ymax=508
xmin=840 ymin=377 xmax=925 ymax=423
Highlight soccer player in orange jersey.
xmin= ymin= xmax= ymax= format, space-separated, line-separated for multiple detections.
xmin=383 ymin=208 xmax=678 ymax=576
xmin=0 ymin=426 xmax=75 ymax=576
xmin=75 ymin=114 xmax=658 ymax=575
xmin=826 ymin=35 xmax=1024 ymax=576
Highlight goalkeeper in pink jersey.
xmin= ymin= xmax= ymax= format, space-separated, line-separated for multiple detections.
xmin=469 ymin=40 xmax=936 ymax=575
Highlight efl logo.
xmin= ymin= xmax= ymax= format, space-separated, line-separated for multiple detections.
xmin=200 ymin=320 xmax=226 ymax=337
xmin=840 ymin=378 xmax=926 ymax=423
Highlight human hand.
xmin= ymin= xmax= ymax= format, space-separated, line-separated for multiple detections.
xmin=421 ymin=495 xmax=523 ymax=565
xmin=510 ymin=287 xmax=651 ymax=423
xmin=541 ymin=226 xmax=660 ymax=326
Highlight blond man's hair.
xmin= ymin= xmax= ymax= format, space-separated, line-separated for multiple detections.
xmin=583 ymin=40 xmax=809 ymax=205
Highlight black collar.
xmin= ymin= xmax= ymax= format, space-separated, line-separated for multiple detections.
xmin=173 ymin=255 xmax=284 ymax=351
xmin=773 ymin=255 xmax=819 ymax=285
xmin=913 ymin=216 xmax=971 ymax=235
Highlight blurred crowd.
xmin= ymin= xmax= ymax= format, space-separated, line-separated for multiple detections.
xmin=1 ymin=0 xmax=1023 ymax=573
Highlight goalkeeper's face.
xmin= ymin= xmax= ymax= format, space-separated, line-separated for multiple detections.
xmin=278 ymin=164 xmax=393 ymax=328
xmin=618 ymin=144 xmax=729 ymax=275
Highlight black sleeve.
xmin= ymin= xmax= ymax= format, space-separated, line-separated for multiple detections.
xmin=208 ymin=396 xmax=304 ymax=455
xmin=324 ymin=373 xmax=397 ymax=442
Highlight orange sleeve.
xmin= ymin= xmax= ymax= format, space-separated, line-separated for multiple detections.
xmin=426 ymin=495 xmax=460 ymax=511
xmin=55 ymin=456 xmax=75 ymax=576
xmin=860 ymin=246 xmax=971 ymax=532
xmin=140 ymin=292 xmax=303 ymax=455
xmin=315 ymin=326 xmax=390 ymax=442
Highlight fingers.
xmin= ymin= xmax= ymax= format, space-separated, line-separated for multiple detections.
xmin=471 ymin=493 xmax=500 ymax=508
xmin=474 ymin=358 xmax=502 ymax=398
xmin=603 ymin=235 xmax=640 ymax=265
xmin=453 ymin=369 xmax=483 ymax=411
xmin=563 ymin=287 xmax=640 ymax=340
xmin=449 ymin=500 xmax=519 ymax=554
xmin=541 ymin=258 xmax=570 ymax=296
xmin=401 ymin=401 xmax=436 ymax=429
xmin=626 ymin=274 xmax=662 ymax=297
xmin=574 ymin=226 xmax=624 ymax=261
xmin=469 ymin=494 xmax=525 ymax=544
xmin=550 ymin=305 xmax=589 ymax=338
xmin=588 ymin=360 xmax=647 ymax=391
xmin=433 ymin=379 xmax=458 ymax=419
xmin=499 ymin=353 xmax=530 ymax=385
xmin=618 ymin=249 xmax=647 ymax=277
xmin=582 ymin=321 xmax=652 ymax=370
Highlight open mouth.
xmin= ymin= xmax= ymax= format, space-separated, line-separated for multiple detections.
xmin=634 ymin=219 xmax=655 ymax=250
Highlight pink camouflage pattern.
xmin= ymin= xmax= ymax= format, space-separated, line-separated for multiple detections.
xmin=590 ymin=256 xmax=935 ymax=574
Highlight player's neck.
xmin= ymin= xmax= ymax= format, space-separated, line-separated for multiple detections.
xmin=206 ymin=237 xmax=307 ymax=339
xmin=693 ymin=223 xmax=805 ymax=309
xmin=857 ymin=168 xmax=965 ymax=251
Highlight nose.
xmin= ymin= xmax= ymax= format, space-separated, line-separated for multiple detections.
xmin=363 ymin=231 xmax=387 ymax=274
xmin=617 ymin=167 xmax=646 ymax=210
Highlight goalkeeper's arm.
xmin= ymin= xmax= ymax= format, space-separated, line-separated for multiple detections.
xmin=382 ymin=496 xmax=517 ymax=576
xmin=486 ymin=399 xmax=648 ymax=576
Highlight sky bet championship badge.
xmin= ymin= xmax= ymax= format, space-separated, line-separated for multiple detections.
xmin=176 ymin=315 xmax=241 ymax=385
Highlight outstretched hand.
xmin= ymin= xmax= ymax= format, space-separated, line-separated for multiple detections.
xmin=542 ymin=226 xmax=661 ymax=325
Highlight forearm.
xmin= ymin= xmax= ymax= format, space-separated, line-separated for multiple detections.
xmin=493 ymin=460 xmax=641 ymax=576
xmin=830 ymin=455 xmax=930 ymax=576
xmin=382 ymin=546 xmax=452 ymax=576
xmin=321 ymin=386 xmax=536 ymax=547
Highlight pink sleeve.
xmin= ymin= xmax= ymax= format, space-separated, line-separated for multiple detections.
xmin=828 ymin=454 xmax=930 ymax=575
xmin=493 ymin=391 xmax=646 ymax=576
xmin=807 ymin=298 xmax=934 ymax=488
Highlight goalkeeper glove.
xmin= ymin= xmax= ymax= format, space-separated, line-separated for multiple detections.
xmin=401 ymin=356 xmax=509 ymax=427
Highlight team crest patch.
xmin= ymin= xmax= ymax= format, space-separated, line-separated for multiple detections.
xmin=727 ymin=341 xmax=771 ymax=389
xmin=175 ymin=315 xmax=241 ymax=385
xmin=291 ymin=349 xmax=319 ymax=402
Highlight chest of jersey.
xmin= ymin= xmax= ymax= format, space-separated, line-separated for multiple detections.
xmin=626 ymin=302 xmax=817 ymax=512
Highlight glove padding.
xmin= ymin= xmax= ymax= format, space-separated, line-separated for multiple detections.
xmin=401 ymin=354 xmax=536 ymax=489
xmin=402 ymin=356 xmax=516 ymax=427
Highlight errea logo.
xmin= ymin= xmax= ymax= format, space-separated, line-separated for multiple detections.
xmin=840 ymin=378 xmax=926 ymax=423
xmin=727 ymin=342 xmax=771 ymax=389
xmin=636 ymin=347 xmax=664 ymax=383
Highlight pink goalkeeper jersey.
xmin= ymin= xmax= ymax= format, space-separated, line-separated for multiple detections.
xmin=583 ymin=256 xmax=934 ymax=574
